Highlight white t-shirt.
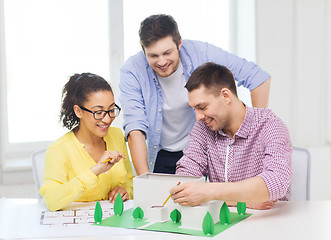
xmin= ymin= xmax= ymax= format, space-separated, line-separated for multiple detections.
xmin=157 ymin=61 xmax=196 ymax=152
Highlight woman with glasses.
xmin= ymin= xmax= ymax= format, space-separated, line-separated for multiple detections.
xmin=39 ymin=73 xmax=134 ymax=211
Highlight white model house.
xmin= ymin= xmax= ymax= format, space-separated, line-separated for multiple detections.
xmin=133 ymin=173 xmax=223 ymax=229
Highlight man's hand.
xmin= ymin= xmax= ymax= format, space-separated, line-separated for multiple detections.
xmin=170 ymin=178 xmax=273 ymax=208
xmin=108 ymin=186 xmax=129 ymax=204
xmin=227 ymin=200 xmax=278 ymax=210
xmin=170 ymin=182 xmax=212 ymax=206
xmin=247 ymin=200 xmax=278 ymax=210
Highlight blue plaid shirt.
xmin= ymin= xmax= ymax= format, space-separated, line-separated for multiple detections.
xmin=119 ymin=40 xmax=270 ymax=171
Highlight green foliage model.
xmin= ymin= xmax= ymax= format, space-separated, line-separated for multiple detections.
xmin=202 ymin=211 xmax=215 ymax=235
xmin=170 ymin=209 xmax=181 ymax=223
xmin=132 ymin=206 xmax=144 ymax=220
xmin=94 ymin=200 xmax=103 ymax=224
xmin=220 ymin=202 xmax=231 ymax=225
xmin=237 ymin=202 xmax=247 ymax=215
xmin=114 ymin=193 xmax=124 ymax=216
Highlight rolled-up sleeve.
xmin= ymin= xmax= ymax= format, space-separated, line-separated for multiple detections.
xmin=258 ymin=118 xmax=293 ymax=201
xmin=119 ymin=63 xmax=149 ymax=140
xmin=204 ymin=41 xmax=270 ymax=91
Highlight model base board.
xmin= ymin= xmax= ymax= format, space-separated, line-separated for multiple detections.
xmin=96 ymin=207 xmax=251 ymax=237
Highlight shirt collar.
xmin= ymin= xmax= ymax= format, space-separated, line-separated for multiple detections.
xmin=217 ymin=103 xmax=253 ymax=139
xmin=179 ymin=42 xmax=194 ymax=76
xmin=236 ymin=104 xmax=253 ymax=139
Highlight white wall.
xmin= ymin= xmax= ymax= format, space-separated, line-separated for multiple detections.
xmin=2 ymin=0 xmax=330 ymax=201
xmin=256 ymin=0 xmax=331 ymax=200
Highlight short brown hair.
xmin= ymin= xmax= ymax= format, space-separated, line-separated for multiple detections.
xmin=139 ymin=14 xmax=181 ymax=49
xmin=185 ymin=62 xmax=237 ymax=96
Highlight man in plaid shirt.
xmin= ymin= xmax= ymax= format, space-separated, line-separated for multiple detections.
xmin=171 ymin=62 xmax=292 ymax=210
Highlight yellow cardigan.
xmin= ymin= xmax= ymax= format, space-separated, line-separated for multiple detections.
xmin=39 ymin=127 xmax=134 ymax=211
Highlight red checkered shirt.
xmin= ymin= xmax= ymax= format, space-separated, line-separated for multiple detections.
xmin=176 ymin=106 xmax=293 ymax=201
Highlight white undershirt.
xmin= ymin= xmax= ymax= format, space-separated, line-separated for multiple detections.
xmin=157 ymin=62 xmax=196 ymax=152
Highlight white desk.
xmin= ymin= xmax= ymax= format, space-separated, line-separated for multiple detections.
xmin=0 ymin=198 xmax=330 ymax=240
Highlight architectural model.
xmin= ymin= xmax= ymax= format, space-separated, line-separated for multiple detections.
xmin=96 ymin=173 xmax=251 ymax=237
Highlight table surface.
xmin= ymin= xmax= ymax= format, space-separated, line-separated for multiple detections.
xmin=0 ymin=198 xmax=330 ymax=240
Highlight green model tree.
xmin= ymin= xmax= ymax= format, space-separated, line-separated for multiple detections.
xmin=237 ymin=202 xmax=247 ymax=215
xmin=113 ymin=193 xmax=124 ymax=216
xmin=132 ymin=207 xmax=144 ymax=220
xmin=94 ymin=201 xmax=103 ymax=224
xmin=170 ymin=209 xmax=181 ymax=223
xmin=220 ymin=202 xmax=231 ymax=225
xmin=202 ymin=211 xmax=215 ymax=235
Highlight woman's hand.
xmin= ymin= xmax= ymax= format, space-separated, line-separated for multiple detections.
xmin=108 ymin=186 xmax=129 ymax=204
xmin=90 ymin=151 xmax=126 ymax=176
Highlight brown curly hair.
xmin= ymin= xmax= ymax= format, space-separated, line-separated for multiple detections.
xmin=60 ymin=73 xmax=113 ymax=130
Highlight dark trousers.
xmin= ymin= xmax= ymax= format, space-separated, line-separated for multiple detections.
xmin=153 ymin=149 xmax=183 ymax=174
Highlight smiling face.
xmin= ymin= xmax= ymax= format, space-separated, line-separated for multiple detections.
xmin=144 ymin=35 xmax=182 ymax=78
xmin=75 ymin=90 xmax=115 ymax=138
xmin=188 ymin=86 xmax=232 ymax=132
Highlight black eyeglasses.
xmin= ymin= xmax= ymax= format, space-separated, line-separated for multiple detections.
xmin=79 ymin=104 xmax=121 ymax=120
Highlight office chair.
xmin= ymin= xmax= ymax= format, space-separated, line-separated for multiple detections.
xmin=290 ymin=146 xmax=311 ymax=200
xmin=31 ymin=148 xmax=47 ymax=199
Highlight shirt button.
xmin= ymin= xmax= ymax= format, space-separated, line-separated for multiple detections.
xmin=158 ymin=108 xmax=161 ymax=112
xmin=154 ymin=146 xmax=157 ymax=149
xmin=150 ymin=162 xmax=153 ymax=165
xmin=157 ymin=129 xmax=160 ymax=132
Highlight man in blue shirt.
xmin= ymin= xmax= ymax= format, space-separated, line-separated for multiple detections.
xmin=119 ymin=14 xmax=271 ymax=176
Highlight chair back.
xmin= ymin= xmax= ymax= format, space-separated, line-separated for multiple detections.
xmin=290 ymin=146 xmax=311 ymax=200
xmin=31 ymin=148 xmax=47 ymax=199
